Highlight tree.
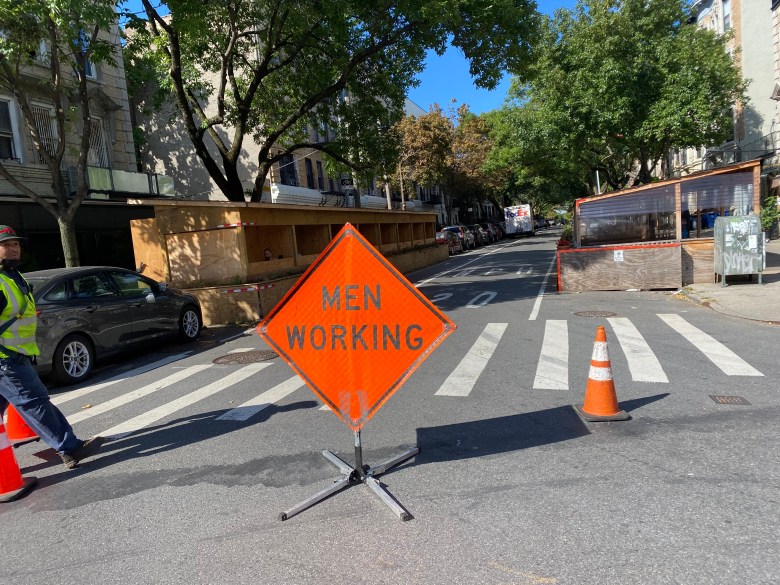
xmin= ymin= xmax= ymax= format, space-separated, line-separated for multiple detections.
xmin=484 ymin=103 xmax=589 ymax=212
xmin=503 ymin=0 xmax=747 ymax=192
xmin=393 ymin=104 xmax=453 ymax=201
xmin=125 ymin=0 xmax=540 ymax=202
xmin=449 ymin=104 xmax=509 ymax=218
xmin=0 ymin=0 xmax=118 ymax=266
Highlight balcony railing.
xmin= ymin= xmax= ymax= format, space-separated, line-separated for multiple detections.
xmin=63 ymin=165 xmax=175 ymax=197
xmin=82 ymin=166 xmax=174 ymax=197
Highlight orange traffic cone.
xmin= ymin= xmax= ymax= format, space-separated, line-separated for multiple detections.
xmin=574 ymin=326 xmax=631 ymax=422
xmin=0 ymin=420 xmax=37 ymax=503
xmin=5 ymin=405 xmax=39 ymax=443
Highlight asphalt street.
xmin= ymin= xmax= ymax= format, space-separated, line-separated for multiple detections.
xmin=1 ymin=230 xmax=778 ymax=585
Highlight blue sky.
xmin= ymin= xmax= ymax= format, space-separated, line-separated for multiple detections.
xmin=408 ymin=0 xmax=578 ymax=115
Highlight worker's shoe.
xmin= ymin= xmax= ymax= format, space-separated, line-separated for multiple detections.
xmin=61 ymin=436 xmax=106 ymax=470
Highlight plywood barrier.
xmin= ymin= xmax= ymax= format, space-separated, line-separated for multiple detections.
xmin=681 ymin=239 xmax=715 ymax=285
xmin=184 ymin=286 xmax=260 ymax=326
xmin=130 ymin=200 xmax=441 ymax=304
xmin=559 ymin=243 xmax=682 ymax=291
xmin=388 ymin=244 xmax=448 ymax=274
xmin=257 ymin=275 xmax=299 ymax=317
xmin=166 ymin=229 xmax=246 ymax=285
xmin=131 ymin=217 xmax=169 ymax=282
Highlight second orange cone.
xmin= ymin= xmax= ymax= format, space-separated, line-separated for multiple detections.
xmin=5 ymin=406 xmax=39 ymax=443
xmin=574 ymin=326 xmax=631 ymax=422
xmin=0 ymin=420 xmax=37 ymax=503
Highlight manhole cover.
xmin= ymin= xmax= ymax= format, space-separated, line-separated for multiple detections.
xmin=709 ymin=395 xmax=751 ymax=405
xmin=574 ymin=311 xmax=618 ymax=318
xmin=213 ymin=350 xmax=278 ymax=365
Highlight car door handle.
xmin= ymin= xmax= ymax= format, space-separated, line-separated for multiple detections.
xmin=85 ymin=305 xmax=98 ymax=313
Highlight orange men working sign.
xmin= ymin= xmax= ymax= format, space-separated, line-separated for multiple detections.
xmin=258 ymin=223 xmax=456 ymax=430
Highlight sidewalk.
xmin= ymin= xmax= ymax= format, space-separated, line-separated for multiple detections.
xmin=677 ymin=236 xmax=780 ymax=324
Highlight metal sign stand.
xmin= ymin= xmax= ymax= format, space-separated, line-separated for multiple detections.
xmin=279 ymin=430 xmax=419 ymax=521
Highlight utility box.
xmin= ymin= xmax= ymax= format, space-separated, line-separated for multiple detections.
xmin=713 ymin=214 xmax=765 ymax=286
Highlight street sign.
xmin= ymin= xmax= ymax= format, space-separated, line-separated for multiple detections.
xmin=340 ymin=177 xmax=353 ymax=187
xmin=258 ymin=223 xmax=455 ymax=430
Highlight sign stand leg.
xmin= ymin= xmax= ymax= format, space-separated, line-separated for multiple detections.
xmin=279 ymin=433 xmax=419 ymax=522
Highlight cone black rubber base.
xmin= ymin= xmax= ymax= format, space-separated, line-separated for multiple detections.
xmin=574 ymin=405 xmax=631 ymax=422
xmin=0 ymin=476 xmax=38 ymax=503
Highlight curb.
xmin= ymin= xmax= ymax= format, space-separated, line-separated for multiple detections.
xmin=675 ymin=290 xmax=779 ymax=326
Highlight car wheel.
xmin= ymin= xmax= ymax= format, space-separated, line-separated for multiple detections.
xmin=178 ymin=305 xmax=202 ymax=341
xmin=52 ymin=334 xmax=94 ymax=385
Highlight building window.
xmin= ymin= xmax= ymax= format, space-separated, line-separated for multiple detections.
xmin=316 ymin=160 xmax=324 ymax=191
xmin=305 ymin=158 xmax=314 ymax=189
xmin=30 ymin=104 xmax=58 ymax=163
xmin=278 ymin=154 xmax=298 ymax=186
xmin=0 ymin=100 xmax=17 ymax=160
xmin=722 ymin=0 xmax=731 ymax=31
xmin=83 ymin=58 xmax=97 ymax=79
xmin=87 ymin=117 xmax=109 ymax=168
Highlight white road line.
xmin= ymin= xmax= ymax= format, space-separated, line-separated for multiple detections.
xmin=415 ymin=240 xmax=515 ymax=287
xmin=99 ymin=363 xmax=272 ymax=439
xmin=68 ymin=365 xmax=212 ymax=425
xmin=435 ymin=323 xmax=508 ymax=396
xmin=216 ymin=376 xmax=307 ymax=421
xmin=51 ymin=353 xmax=191 ymax=406
xmin=607 ymin=317 xmax=668 ymax=383
xmin=533 ymin=320 xmax=569 ymax=389
xmin=528 ymin=255 xmax=557 ymax=321
xmin=658 ymin=314 xmax=763 ymax=376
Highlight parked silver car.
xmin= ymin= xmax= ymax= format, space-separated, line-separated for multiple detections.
xmin=24 ymin=266 xmax=202 ymax=385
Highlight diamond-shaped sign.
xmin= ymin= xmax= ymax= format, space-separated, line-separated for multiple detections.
xmin=257 ymin=223 xmax=456 ymax=430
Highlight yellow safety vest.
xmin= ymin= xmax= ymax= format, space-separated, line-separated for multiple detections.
xmin=0 ymin=272 xmax=39 ymax=357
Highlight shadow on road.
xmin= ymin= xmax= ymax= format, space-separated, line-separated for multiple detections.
xmin=414 ymin=393 xmax=670 ymax=465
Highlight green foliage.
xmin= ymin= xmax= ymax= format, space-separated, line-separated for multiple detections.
xmin=123 ymin=0 xmax=540 ymax=202
xmin=492 ymin=0 xmax=747 ymax=201
xmin=760 ymin=195 xmax=779 ymax=232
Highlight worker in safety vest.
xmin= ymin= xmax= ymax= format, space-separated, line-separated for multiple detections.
xmin=0 ymin=225 xmax=104 ymax=469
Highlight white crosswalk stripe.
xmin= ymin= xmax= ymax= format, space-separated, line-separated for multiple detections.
xmin=533 ymin=320 xmax=569 ymax=390
xmin=216 ymin=375 xmax=307 ymax=421
xmin=98 ymin=363 xmax=272 ymax=439
xmin=607 ymin=317 xmax=669 ymax=383
xmin=435 ymin=323 xmax=508 ymax=397
xmin=51 ymin=353 xmax=191 ymax=406
xmin=657 ymin=314 xmax=763 ymax=376
xmin=67 ymin=365 xmax=211 ymax=425
xmin=49 ymin=314 xmax=764 ymax=434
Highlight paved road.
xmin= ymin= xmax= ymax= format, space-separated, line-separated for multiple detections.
xmin=2 ymin=231 xmax=778 ymax=585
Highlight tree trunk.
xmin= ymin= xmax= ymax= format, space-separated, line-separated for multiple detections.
xmin=58 ymin=216 xmax=80 ymax=267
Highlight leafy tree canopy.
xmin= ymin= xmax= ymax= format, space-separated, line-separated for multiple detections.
xmin=124 ymin=0 xmax=540 ymax=202
xmin=496 ymin=0 xmax=747 ymax=197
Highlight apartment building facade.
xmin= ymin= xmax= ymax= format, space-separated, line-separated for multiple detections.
xmin=672 ymin=0 xmax=778 ymax=174
xmin=0 ymin=22 xmax=168 ymax=269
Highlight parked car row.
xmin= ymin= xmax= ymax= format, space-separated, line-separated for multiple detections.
xmin=436 ymin=222 xmax=506 ymax=255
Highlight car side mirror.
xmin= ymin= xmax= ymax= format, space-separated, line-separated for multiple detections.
xmin=145 ymin=292 xmax=156 ymax=304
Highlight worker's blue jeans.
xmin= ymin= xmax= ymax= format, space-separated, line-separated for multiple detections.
xmin=0 ymin=354 xmax=81 ymax=454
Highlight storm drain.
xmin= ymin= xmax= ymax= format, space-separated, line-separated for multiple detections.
xmin=574 ymin=311 xmax=618 ymax=318
xmin=709 ymin=395 xmax=752 ymax=405
xmin=213 ymin=350 xmax=278 ymax=365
